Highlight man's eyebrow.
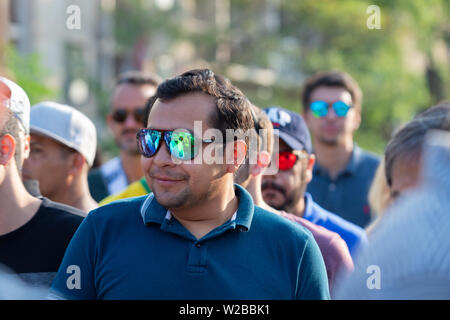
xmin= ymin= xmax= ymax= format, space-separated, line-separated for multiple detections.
xmin=146 ymin=127 xmax=195 ymax=134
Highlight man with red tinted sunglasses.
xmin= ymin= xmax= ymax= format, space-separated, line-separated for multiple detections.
xmin=262 ymin=106 xmax=367 ymax=257
xmin=235 ymin=105 xmax=354 ymax=294
xmin=88 ymin=71 xmax=161 ymax=202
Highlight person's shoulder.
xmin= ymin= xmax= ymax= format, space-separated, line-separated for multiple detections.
xmin=92 ymin=194 xmax=149 ymax=222
xmin=35 ymin=198 xmax=85 ymax=235
xmin=356 ymin=146 xmax=381 ymax=167
xmin=253 ymin=206 xmax=313 ymax=242
xmin=310 ymin=199 xmax=365 ymax=235
xmin=297 ymin=216 xmax=340 ymax=242
xmin=39 ymin=197 xmax=85 ymax=222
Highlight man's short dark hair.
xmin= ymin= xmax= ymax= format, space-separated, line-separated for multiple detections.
xmin=384 ymin=101 xmax=450 ymax=186
xmin=145 ymin=69 xmax=255 ymax=149
xmin=301 ymin=70 xmax=363 ymax=113
xmin=116 ymin=70 xmax=162 ymax=87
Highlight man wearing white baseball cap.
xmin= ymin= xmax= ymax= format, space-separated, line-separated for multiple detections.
xmin=22 ymin=101 xmax=98 ymax=213
xmin=0 ymin=77 xmax=84 ymax=289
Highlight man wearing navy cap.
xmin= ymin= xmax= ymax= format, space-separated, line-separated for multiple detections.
xmin=262 ymin=106 xmax=367 ymax=256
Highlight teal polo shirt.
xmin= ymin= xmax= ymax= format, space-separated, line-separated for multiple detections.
xmin=49 ymin=184 xmax=329 ymax=300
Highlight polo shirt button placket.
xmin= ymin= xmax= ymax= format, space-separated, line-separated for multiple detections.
xmin=195 ymin=243 xmax=201 ymax=248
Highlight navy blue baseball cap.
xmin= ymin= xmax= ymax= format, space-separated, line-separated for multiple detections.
xmin=264 ymin=106 xmax=313 ymax=154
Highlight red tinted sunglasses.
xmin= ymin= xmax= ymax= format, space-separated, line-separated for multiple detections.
xmin=277 ymin=151 xmax=299 ymax=171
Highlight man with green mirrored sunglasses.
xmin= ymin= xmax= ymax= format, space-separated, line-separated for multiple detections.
xmin=50 ymin=69 xmax=330 ymax=300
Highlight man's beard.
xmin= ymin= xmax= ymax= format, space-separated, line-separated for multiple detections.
xmin=261 ymin=180 xmax=306 ymax=213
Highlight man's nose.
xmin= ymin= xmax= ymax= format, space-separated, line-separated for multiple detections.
xmin=151 ymin=141 xmax=177 ymax=167
xmin=324 ymin=105 xmax=339 ymax=120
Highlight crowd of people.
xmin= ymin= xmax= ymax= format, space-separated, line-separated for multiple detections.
xmin=0 ymin=67 xmax=449 ymax=300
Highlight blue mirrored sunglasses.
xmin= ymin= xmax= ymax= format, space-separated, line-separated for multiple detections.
xmin=309 ymin=100 xmax=352 ymax=118
xmin=137 ymin=128 xmax=215 ymax=161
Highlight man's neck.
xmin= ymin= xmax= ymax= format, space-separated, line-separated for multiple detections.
xmin=50 ymin=177 xmax=95 ymax=215
xmin=313 ymin=138 xmax=354 ymax=179
xmin=0 ymin=174 xmax=42 ymax=236
xmin=120 ymin=151 xmax=144 ymax=184
xmin=170 ymin=183 xmax=238 ymax=240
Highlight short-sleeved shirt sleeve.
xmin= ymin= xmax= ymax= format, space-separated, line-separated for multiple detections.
xmin=48 ymin=213 xmax=98 ymax=300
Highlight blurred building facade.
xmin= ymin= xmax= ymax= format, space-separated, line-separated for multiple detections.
xmin=1 ymin=0 xmax=296 ymax=141
xmin=3 ymin=0 xmax=117 ymax=140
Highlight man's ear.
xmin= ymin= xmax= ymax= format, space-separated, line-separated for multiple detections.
xmin=249 ymin=151 xmax=271 ymax=177
xmin=304 ymin=153 xmax=316 ymax=184
xmin=225 ymin=140 xmax=247 ymax=173
xmin=0 ymin=134 xmax=16 ymax=166
xmin=68 ymin=152 xmax=86 ymax=176
xmin=352 ymin=109 xmax=362 ymax=132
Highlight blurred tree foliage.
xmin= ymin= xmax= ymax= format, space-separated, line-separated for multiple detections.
xmin=3 ymin=45 xmax=58 ymax=105
xmin=112 ymin=0 xmax=449 ymax=154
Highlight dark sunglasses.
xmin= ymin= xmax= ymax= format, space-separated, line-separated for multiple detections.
xmin=137 ymin=128 xmax=215 ymax=161
xmin=309 ymin=100 xmax=352 ymax=118
xmin=111 ymin=108 xmax=146 ymax=124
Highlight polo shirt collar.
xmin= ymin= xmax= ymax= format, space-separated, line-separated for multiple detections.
xmin=139 ymin=183 xmax=254 ymax=231
xmin=313 ymin=144 xmax=362 ymax=177
xmin=302 ymin=192 xmax=314 ymax=220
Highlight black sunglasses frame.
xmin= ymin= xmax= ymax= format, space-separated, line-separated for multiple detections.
xmin=137 ymin=128 xmax=216 ymax=160
xmin=111 ymin=108 xmax=146 ymax=124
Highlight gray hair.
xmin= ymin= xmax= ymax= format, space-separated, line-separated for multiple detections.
xmin=384 ymin=101 xmax=450 ymax=186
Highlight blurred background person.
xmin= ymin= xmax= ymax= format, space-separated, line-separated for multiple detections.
xmin=0 ymin=77 xmax=83 ymax=289
xmin=0 ymin=264 xmax=47 ymax=299
xmin=98 ymin=96 xmax=156 ymax=205
xmin=22 ymin=101 xmax=98 ymax=214
xmin=333 ymin=101 xmax=450 ymax=299
xmin=301 ymin=70 xmax=380 ymax=228
xmin=365 ymin=159 xmax=391 ymax=235
xmin=235 ymin=105 xmax=354 ymax=293
xmin=262 ymin=106 xmax=367 ymax=256
xmin=366 ymin=101 xmax=450 ymax=235
xmin=88 ymin=71 xmax=161 ymax=202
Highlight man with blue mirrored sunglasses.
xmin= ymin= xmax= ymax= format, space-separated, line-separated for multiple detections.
xmin=301 ymin=70 xmax=381 ymax=228
xmin=309 ymin=100 xmax=352 ymax=118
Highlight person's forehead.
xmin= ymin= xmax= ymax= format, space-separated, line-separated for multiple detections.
xmin=148 ymin=92 xmax=215 ymax=131
xmin=30 ymin=132 xmax=66 ymax=149
xmin=112 ymin=83 xmax=156 ymax=109
xmin=310 ymin=86 xmax=352 ymax=103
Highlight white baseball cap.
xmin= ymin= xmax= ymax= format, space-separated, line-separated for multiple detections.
xmin=0 ymin=76 xmax=31 ymax=134
xmin=30 ymin=101 xmax=97 ymax=167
